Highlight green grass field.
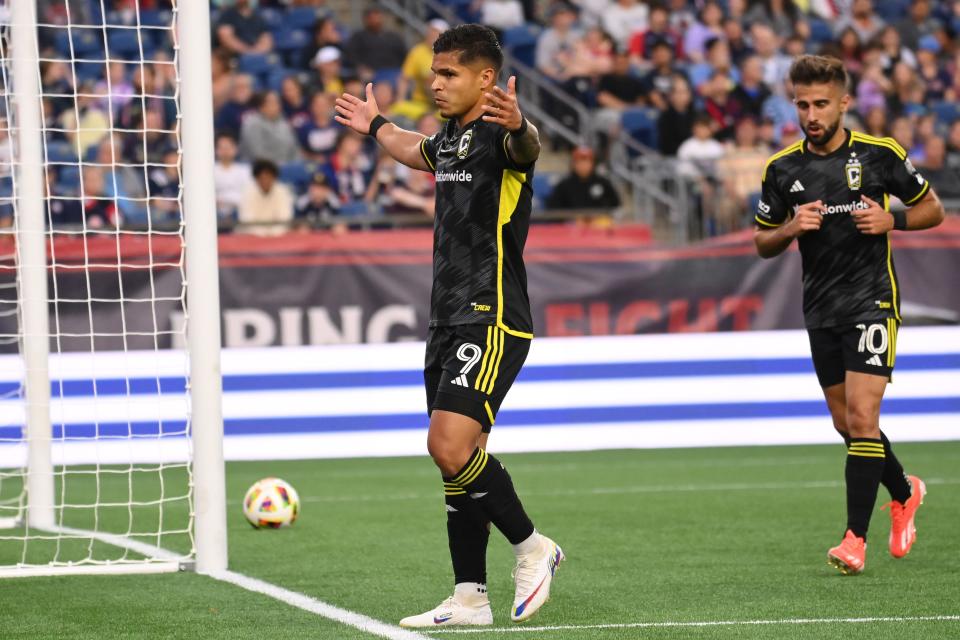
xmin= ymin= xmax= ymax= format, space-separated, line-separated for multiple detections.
xmin=1 ymin=442 xmax=959 ymax=639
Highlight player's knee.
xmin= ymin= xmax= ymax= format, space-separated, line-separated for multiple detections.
xmin=427 ymin=437 xmax=470 ymax=477
xmin=845 ymin=402 xmax=879 ymax=437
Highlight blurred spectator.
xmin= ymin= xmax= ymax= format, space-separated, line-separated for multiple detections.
xmin=147 ymin=149 xmax=181 ymax=224
xmin=916 ymin=137 xmax=960 ymax=200
xmin=322 ymin=131 xmax=373 ymax=211
xmin=715 ymin=117 xmax=769 ymax=232
xmin=46 ymin=174 xmax=84 ymax=229
xmin=59 ymin=88 xmax=110 ymax=157
xmin=481 ymin=0 xmax=526 ymax=33
xmin=97 ymin=138 xmax=149 ymax=224
xmin=239 ymin=91 xmax=301 ymax=165
xmin=396 ymin=19 xmax=447 ymax=121
xmin=947 ymin=121 xmax=960 ymax=170
xmin=722 ymin=18 xmax=752 ymax=67
xmin=546 ymin=146 xmax=620 ymax=210
xmin=343 ymin=7 xmax=407 ymax=75
xmin=665 ymin=0 xmax=695 ymax=33
xmin=215 ymin=0 xmax=273 ymax=56
xmin=211 ymin=51 xmax=235 ymax=112
xmin=888 ymin=62 xmax=925 ymax=119
xmin=572 ymin=0 xmax=610 ymax=29
xmin=642 ymin=40 xmax=684 ymax=111
xmin=657 ymin=76 xmax=695 ymax=156
xmin=751 ymin=24 xmax=792 ymax=98
xmin=95 ymin=61 xmax=135 ymax=114
xmin=915 ymin=36 xmax=951 ymax=103
xmin=761 ymin=77 xmax=797 ymax=144
xmin=743 ymin=0 xmax=798 ymax=40
xmin=80 ymin=166 xmax=120 ymax=229
xmin=313 ymin=46 xmax=345 ymax=96
xmin=895 ymin=0 xmax=941 ymax=50
xmin=601 ymin=0 xmax=649 ymax=52
xmin=280 ymin=76 xmax=309 ymax=122
xmin=890 ymin=116 xmax=921 ymax=163
xmin=628 ymin=5 xmax=682 ymax=61
xmin=835 ymin=27 xmax=864 ymax=78
xmin=683 ymin=1 xmax=724 ymax=64
xmin=593 ymin=49 xmax=646 ymax=138
xmin=215 ymin=73 xmax=256 ymax=136
xmin=834 ymin=0 xmax=885 ymax=44
xmin=239 ymin=159 xmax=294 ymax=236
xmin=294 ymin=173 xmax=343 ymax=231
xmin=728 ymin=56 xmax=771 ymax=120
xmin=700 ymin=70 xmax=736 ymax=141
xmin=297 ymin=92 xmax=341 ymax=162
xmin=687 ymin=37 xmax=735 ymax=92
xmin=213 ymin=132 xmax=251 ymax=222
xmin=862 ymin=106 xmax=887 ymax=137
xmin=535 ymin=3 xmax=583 ymax=82
xmin=301 ymin=17 xmax=343 ymax=70
xmin=676 ymin=114 xmax=725 ymax=179
xmin=878 ymin=26 xmax=917 ymax=73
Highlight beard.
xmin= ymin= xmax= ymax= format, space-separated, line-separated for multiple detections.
xmin=805 ymin=119 xmax=840 ymax=146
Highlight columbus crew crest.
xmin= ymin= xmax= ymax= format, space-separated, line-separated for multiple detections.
xmin=457 ymin=130 xmax=474 ymax=159
xmin=845 ymin=153 xmax=862 ymax=190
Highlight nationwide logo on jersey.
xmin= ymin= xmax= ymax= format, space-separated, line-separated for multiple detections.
xmin=457 ymin=129 xmax=474 ymax=159
xmin=793 ymin=200 xmax=869 ymax=216
xmin=845 ymin=153 xmax=862 ymax=191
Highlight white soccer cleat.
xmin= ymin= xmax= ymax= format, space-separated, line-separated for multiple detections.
xmin=399 ymin=594 xmax=493 ymax=628
xmin=511 ymin=534 xmax=564 ymax=622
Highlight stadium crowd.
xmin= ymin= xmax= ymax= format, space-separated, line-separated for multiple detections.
xmin=9 ymin=0 xmax=960 ymax=235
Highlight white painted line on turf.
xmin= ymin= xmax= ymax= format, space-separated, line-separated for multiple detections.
xmin=27 ymin=524 xmax=428 ymax=640
xmin=426 ymin=615 xmax=960 ymax=634
xmin=207 ymin=570 xmax=430 ymax=640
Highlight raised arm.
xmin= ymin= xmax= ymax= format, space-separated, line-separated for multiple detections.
xmin=334 ymin=83 xmax=431 ymax=172
xmin=481 ymin=76 xmax=541 ymax=166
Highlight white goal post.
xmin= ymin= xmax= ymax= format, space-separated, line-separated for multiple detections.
xmin=0 ymin=0 xmax=226 ymax=577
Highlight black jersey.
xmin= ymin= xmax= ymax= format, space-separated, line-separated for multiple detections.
xmin=755 ymin=130 xmax=930 ymax=329
xmin=420 ymin=118 xmax=535 ymax=338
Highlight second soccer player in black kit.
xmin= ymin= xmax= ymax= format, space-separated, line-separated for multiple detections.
xmin=335 ymin=25 xmax=563 ymax=627
xmin=754 ymin=55 xmax=945 ymax=575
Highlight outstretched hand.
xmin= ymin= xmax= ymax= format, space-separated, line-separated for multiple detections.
xmin=481 ymin=76 xmax=523 ymax=132
xmin=334 ymin=83 xmax=380 ymax=135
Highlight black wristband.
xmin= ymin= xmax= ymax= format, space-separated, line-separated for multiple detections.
xmin=892 ymin=209 xmax=907 ymax=231
xmin=509 ymin=117 xmax=528 ymax=137
xmin=368 ymin=114 xmax=390 ymax=139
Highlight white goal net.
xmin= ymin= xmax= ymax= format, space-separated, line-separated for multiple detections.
xmin=0 ymin=0 xmax=224 ymax=577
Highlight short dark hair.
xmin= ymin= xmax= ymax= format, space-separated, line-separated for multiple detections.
xmin=252 ymin=159 xmax=278 ymax=178
xmin=789 ymin=54 xmax=848 ymax=89
xmin=433 ymin=23 xmax=503 ymax=73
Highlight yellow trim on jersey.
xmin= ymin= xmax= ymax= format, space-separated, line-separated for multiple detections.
xmin=495 ymin=169 xmax=535 ymax=340
xmin=887 ymin=318 xmax=898 ymax=368
xmin=904 ymin=181 xmax=930 ymax=206
xmin=484 ymin=401 xmax=495 ymax=426
xmin=851 ymin=132 xmax=907 ymax=160
xmin=474 ymin=326 xmax=494 ymax=391
xmin=755 ymin=216 xmax=784 ymax=228
xmin=486 ymin=327 xmax=506 ymax=395
xmin=881 ymin=193 xmax=902 ymax=322
xmin=478 ymin=327 xmax=499 ymax=393
xmin=848 ymin=451 xmax=886 ymax=458
xmin=419 ymin=137 xmax=436 ymax=171
xmin=761 ymin=140 xmax=803 ymax=182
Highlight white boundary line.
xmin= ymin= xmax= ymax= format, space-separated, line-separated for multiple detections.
xmin=427 ymin=615 xmax=960 ymax=634
xmin=207 ymin=569 xmax=429 ymax=640
xmin=11 ymin=524 xmax=429 ymax=640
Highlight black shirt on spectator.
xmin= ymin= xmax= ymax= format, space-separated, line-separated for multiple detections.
xmin=217 ymin=9 xmax=268 ymax=48
xmin=597 ymin=72 xmax=646 ymax=105
xmin=657 ymin=106 xmax=696 ymax=156
xmin=343 ymin=29 xmax=407 ymax=71
xmin=546 ymin=174 xmax=621 ymax=210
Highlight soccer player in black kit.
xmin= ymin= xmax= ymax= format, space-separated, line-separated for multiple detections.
xmin=335 ymin=25 xmax=563 ymax=626
xmin=754 ymin=55 xmax=944 ymax=575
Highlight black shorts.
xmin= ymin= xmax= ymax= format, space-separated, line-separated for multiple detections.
xmin=807 ymin=319 xmax=899 ymax=388
xmin=424 ymin=324 xmax=530 ymax=433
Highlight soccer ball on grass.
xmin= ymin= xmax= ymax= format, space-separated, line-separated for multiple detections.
xmin=243 ymin=477 xmax=300 ymax=528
